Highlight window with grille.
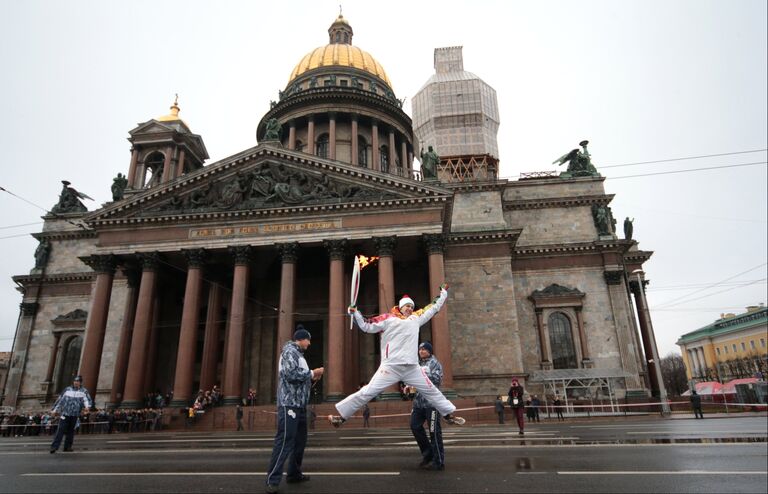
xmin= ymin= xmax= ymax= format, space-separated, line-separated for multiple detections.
xmin=548 ymin=312 xmax=577 ymax=369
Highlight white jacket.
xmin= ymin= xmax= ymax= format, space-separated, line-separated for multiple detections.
xmin=351 ymin=289 xmax=448 ymax=365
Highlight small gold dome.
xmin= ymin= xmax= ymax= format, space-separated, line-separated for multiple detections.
xmin=287 ymin=44 xmax=391 ymax=87
xmin=157 ymin=95 xmax=183 ymax=122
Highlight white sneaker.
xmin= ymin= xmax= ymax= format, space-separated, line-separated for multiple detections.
xmin=327 ymin=415 xmax=346 ymax=428
xmin=444 ymin=414 xmax=465 ymax=425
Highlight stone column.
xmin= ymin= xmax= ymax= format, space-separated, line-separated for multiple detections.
xmin=307 ymin=117 xmax=315 ymax=155
xmin=401 ymin=140 xmax=408 ymax=176
xmin=534 ymin=309 xmax=552 ymax=369
xmin=371 ymin=121 xmax=380 ymax=171
xmin=143 ymin=296 xmax=161 ymax=394
xmin=223 ymin=246 xmax=252 ymax=405
xmin=388 ymin=129 xmax=396 ymax=172
xmin=160 ymin=146 xmax=174 ymax=183
xmin=276 ymin=243 xmax=299 ymax=355
xmin=423 ymin=234 xmax=454 ymax=390
xmin=109 ymin=269 xmax=140 ymax=407
xmin=697 ymin=347 xmax=708 ymax=377
xmin=43 ymin=332 xmax=63 ymax=396
xmin=351 ymin=116 xmax=359 ymax=165
xmin=199 ymin=282 xmax=224 ymax=392
xmin=3 ymin=302 xmax=39 ymax=407
xmin=329 ymin=112 xmax=337 ymax=160
xmin=575 ymin=307 xmax=592 ymax=367
xmin=324 ymin=239 xmax=347 ymax=401
xmin=373 ymin=236 xmax=399 ymax=398
xmin=629 ymin=278 xmax=661 ymax=396
xmin=171 ymin=249 xmax=207 ymax=407
xmin=288 ymin=120 xmax=296 ymax=150
xmin=121 ymin=252 xmax=161 ymax=408
xmin=175 ymin=149 xmax=186 ymax=179
xmin=127 ymin=147 xmax=139 ymax=188
xmin=78 ymin=255 xmax=117 ymax=397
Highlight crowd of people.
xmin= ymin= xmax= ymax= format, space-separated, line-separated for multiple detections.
xmin=1 ymin=407 xmax=165 ymax=437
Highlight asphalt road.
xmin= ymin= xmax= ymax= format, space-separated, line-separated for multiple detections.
xmin=1 ymin=415 xmax=766 ymax=493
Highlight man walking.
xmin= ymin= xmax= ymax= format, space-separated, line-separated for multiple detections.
xmin=411 ymin=342 xmax=446 ymax=471
xmin=328 ymin=284 xmax=465 ymax=428
xmin=50 ymin=375 xmax=92 ymax=453
xmin=265 ymin=326 xmax=324 ymax=494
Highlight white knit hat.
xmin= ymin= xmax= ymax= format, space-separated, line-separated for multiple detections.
xmin=398 ymin=295 xmax=415 ymax=309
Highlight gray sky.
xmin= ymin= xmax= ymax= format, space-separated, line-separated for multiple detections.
xmin=1 ymin=0 xmax=766 ymax=359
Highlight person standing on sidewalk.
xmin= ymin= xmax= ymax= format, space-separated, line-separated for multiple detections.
xmin=50 ymin=375 xmax=92 ymax=453
xmin=690 ymin=390 xmax=704 ymax=419
xmin=236 ymin=404 xmax=244 ymax=431
xmin=494 ymin=395 xmax=505 ymax=424
xmin=507 ymin=379 xmax=526 ymax=435
xmin=264 ymin=326 xmax=324 ymax=494
xmin=410 ymin=342 xmax=446 ymax=471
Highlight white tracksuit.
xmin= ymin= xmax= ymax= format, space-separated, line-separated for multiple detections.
xmin=335 ymin=289 xmax=456 ymax=419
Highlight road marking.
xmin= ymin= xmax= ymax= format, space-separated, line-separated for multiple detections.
xmin=107 ymin=438 xmax=274 ymax=444
xmin=22 ymin=471 xmax=400 ymax=477
xmin=558 ymin=471 xmax=768 ymax=475
xmin=627 ymin=431 xmax=767 ymax=435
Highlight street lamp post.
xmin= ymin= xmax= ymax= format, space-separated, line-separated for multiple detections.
xmin=632 ymin=269 xmax=671 ymax=416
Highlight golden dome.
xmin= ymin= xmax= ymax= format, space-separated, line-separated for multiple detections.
xmin=157 ymin=94 xmax=185 ymax=123
xmin=287 ymin=44 xmax=391 ymax=87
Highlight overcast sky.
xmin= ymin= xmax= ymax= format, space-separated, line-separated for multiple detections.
xmin=1 ymin=0 xmax=766 ymax=359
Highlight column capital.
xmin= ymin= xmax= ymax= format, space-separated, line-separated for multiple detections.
xmin=20 ymin=302 xmax=39 ymax=317
xmin=122 ymin=268 xmax=141 ymax=288
xmin=276 ymin=242 xmax=300 ymax=263
xmin=137 ymin=251 xmax=162 ymax=271
xmin=603 ymin=270 xmax=624 ymax=285
xmin=81 ymin=254 xmax=117 ymax=274
xmin=228 ymin=245 xmax=253 ymax=265
xmin=373 ymin=236 xmax=397 ymax=257
xmin=323 ymin=239 xmax=348 ymax=260
xmin=422 ymin=233 xmax=446 ymax=255
xmin=629 ymin=279 xmax=650 ymax=292
xmin=183 ymin=248 xmax=208 ymax=268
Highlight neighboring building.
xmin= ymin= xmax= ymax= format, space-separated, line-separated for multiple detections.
xmin=4 ymin=15 xmax=661 ymax=411
xmin=0 ymin=352 xmax=10 ymax=404
xmin=677 ymin=305 xmax=768 ymax=382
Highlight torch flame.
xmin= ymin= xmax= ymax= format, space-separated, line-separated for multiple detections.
xmin=358 ymin=255 xmax=380 ymax=270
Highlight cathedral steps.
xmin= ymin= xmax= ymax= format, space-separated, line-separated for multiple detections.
xmin=162 ymin=398 xmax=486 ymax=432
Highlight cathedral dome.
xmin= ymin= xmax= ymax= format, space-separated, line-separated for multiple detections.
xmin=286 ymin=15 xmax=391 ymax=88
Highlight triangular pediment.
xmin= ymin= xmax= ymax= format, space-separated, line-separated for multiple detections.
xmin=86 ymin=144 xmax=451 ymax=227
xmin=129 ymin=120 xmax=178 ymax=136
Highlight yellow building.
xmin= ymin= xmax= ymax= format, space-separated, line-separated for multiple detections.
xmin=677 ymin=305 xmax=767 ymax=381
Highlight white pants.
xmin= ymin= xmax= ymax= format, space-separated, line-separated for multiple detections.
xmin=334 ymin=364 xmax=456 ymax=420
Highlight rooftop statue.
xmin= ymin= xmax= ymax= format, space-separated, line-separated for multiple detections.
xmin=420 ymin=146 xmax=439 ymax=181
xmin=51 ymin=180 xmax=92 ymax=214
xmin=264 ymin=118 xmax=282 ymax=141
xmin=553 ymin=140 xmax=600 ymax=177
xmin=111 ymin=173 xmax=128 ymax=201
xmin=34 ymin=238 xmax=51 ymax=269
xmin=624 ymin=217 xmax=634 ymax=240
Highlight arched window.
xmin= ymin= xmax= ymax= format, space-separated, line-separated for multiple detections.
xmin=316 ymin=134 xmax=329 ymax=159
xmin=358 ymin=136 xmax=368 ymax=167
xmin=57 ymin=335 xmax=83 ymax=393
xmin=379 ymin=145 xmax=389 ymax=173
xmin=144 ymin=151 xmax=165 ymax=187
xmin=548 ymin=312 xmax=577 ymax=369
xmin=335 ymin=32 xmax=341 ymax=43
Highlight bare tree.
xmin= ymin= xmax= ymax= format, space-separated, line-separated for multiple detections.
xmin=660 ymin=352 xmax=689 ymax=396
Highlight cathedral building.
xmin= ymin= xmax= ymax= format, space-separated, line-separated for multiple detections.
xmin=4 ymin=16 xmax=660 ymax=412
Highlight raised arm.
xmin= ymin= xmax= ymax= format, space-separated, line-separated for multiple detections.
xmin=349 ymin=307 xmax=390 ymax=334
xmin=415 ymin=285 xmax=448 ymax=326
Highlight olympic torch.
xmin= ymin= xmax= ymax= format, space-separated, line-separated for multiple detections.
xmin=349 ymin=254 xmax=379 ymax=329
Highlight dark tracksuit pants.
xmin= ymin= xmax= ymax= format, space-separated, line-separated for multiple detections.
xmin=51 ymin=416 xmax=78 ymax=451
xmin=265 ymin=406 xmax=307 ymax=487
xmin=410 ymin=407 xmax=444 ymax=467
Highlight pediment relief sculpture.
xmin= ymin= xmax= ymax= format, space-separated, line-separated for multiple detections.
xmin=146 ymin=161 xmax=399 ymax=214
xmin=531 ymin=283 xmax=584 ymax=299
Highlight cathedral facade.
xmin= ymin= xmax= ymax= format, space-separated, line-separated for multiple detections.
xmin=4 ymin=16 xmax=660 ymax=411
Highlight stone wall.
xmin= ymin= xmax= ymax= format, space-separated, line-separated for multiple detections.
xmin=505 ymin=205 xmax=596 ymax=246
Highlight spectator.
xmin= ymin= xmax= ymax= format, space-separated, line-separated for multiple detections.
xmin=494 ymin=396 xmax=505 ymax=424
xmin=362 ymin=404 xmax=370 ymax=428
xmin=410 ymin=341 xmax=446 ymax=471
xmin=531 ymin=395 xmax=541 ymax=423
xmin=690 ymin=390 xmax=704 ymax=419
xmin=553 ymin=394 xmax=565 ymax=421
xmin=236 ymin=405 xmax=244 ymax=431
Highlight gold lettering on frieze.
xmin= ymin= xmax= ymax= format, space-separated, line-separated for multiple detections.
xmin=189 ymin=220 xmax=341 ymax=239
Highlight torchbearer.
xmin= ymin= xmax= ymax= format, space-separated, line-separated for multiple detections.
xmin=328 ymin=283 xmax=465 ymax=427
